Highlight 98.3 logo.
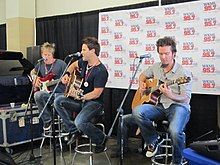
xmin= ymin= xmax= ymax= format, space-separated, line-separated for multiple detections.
xmin=202 ymin=80 xmax=215 ymax=88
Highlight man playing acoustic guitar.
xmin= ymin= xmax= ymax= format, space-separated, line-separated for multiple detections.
xmin=132 ymin=37 xmax=192 ymax=165
xmin=54 ymin=37 xmax=109 ymax=153
xmin=30 ymin=42 xmax=67 ymax=130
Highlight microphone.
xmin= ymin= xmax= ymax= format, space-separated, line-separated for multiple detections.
xmin=68 ymin=52 xmax=81 ymax=57
xmin=138 ymin=53 xmax=151 ymax=59
xmin=37 ymin=58 xmax=47 ymax=63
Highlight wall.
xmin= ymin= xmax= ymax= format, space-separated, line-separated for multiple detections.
xmin=36 ymin=0 xmax=153 ymax=18
xmin=0 ymin=0 xmax=6 ymax=24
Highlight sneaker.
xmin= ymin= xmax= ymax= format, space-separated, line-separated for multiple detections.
xmin=145 ymin=140 xmax=159 ymax=157
xmin=43 ymin=121 xmax=52 ymax=131
xmin=94 ymin=136 xmax=108 ymax=153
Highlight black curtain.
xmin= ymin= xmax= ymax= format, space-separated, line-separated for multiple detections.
xmin=0 ymin=24 xmax=6 ymax=50
xmin=36 ymin=0 xmax=219 ymax=144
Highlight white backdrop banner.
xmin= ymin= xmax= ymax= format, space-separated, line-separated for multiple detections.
xmin=98 ymin=0 xmax=220 ymax=95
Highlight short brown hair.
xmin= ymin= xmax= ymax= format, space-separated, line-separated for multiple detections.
xmin=82 ymin=37 xmax=100 ymax=56
xmin=156 ymin=37 xmax=177 ymax=53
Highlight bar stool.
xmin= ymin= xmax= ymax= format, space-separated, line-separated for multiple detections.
xmin=151 ymin=120 xmax=187 ymax=165
xmin=71 ymin=111 xmax=111 ymax=165
xmin=39 ymin=115 xmax=67 ymax=156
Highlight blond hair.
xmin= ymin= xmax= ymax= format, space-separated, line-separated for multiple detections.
xmin=41 ymin=42 xmax=55 ymax=55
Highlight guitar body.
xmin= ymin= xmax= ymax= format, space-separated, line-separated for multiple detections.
xmin=34 ymin=72 xmax=56 ymax=93
xmin=65 ymin=70 xmax=84 ymax=99
xmin=131 ymin=76 xmax=191 ymax=110
xmin=40 ymin=79 xmax=53 ymax=93
xmin=132 ymin=79 xmax=159 ymax=110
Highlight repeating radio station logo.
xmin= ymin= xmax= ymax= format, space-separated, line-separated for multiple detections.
xmin=202 ymin=64 xmax=215 ymax=74
xmin=114 ymin=57 xmax=125 ymax=65
xmin=129 ymin=11 xmax=140 ymax=19
xmin=129 ymin=64 xmax=141 ymax=72
xmin=130 ymin=25 xmax=141 ymax=32
xmin=101 ymin=27 xmax=111 ymax=34
xmin=164 ymin=7 xmax=176 ymax=16
xmin=129 ymin=77 xmax=139 ymax=85
xmin=203 ymin=2 xmax=216 ymax=12
xmin=114 ymin=32 xmax=123 ymax=40
xmin=203 ymin=33 xmax=216 ymax=43
xmin=128 ymin=51 xmax=138 ymax=59
xmin=145 ymin=44 xmax=156 ymax=52
xmin=145 ymin=16 xmax=158 ymax=25
xmin=203 ymin=17 xmax=216 ymax=27
xmin=101 ymin=14 xmax=110 ymax=22
xmin=181 ymin=57 xmax=197 ymax=66
xmin=164 ymin=21 xmax=177 ymax=30
xmin=114 ymin=70 xmax=125 ymax=78
xmin=146 ymin=30 xmax=157 ymax=38
xmin=202 ymin=80 xmax=215 ymax=89
xmin=202 ymin=49 xmax=215 ymax=58
xmin=114 ymin=44 xmax=124 ymax=52
xmin=183 ymin=27 xmax=198 ymax=36
xmin=100 ymin=51 xmax=110 ymax=59
xmin=182 ymin=12 xmax=196 ymax=21
xmin=182 ymin=42 xmax=197 ymax=51
xmin=115 ymin=19 xmax=125 ymax=27
xmin=129 ymin=38 xmax=140 ymax=46
xmin=144 ymin=57 xmax=155 ymax=65
xmin=100 ymin=39 xmax=110 ymax=46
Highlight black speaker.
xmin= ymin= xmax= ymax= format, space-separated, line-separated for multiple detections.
xmin=27 ymin=45 xmax=41 ymax=65
xmin=189 ymin=140 xmax=220 ymax=161
xmin=0 ymin=151 xmax=16 ymax=165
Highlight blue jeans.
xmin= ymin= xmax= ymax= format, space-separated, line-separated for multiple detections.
xmin=54 ymin=95 xmax=106 ymax=145
xmin=132 ymin=103 xmax=190 ymax=164
xmin=34 ymin=91 xmax=61 ymax=123
xmin=117 ymin=114 xmax=137 ymax=150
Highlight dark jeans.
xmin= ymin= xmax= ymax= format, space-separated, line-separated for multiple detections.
xmin=117 ymin=114 xmax=137 ymax=150
xmin=34 ymin=91 xmax=62 ymax=123
xmin=133 ymin=103 xmax=190 ymax=164
xmin=54 ymin=95 xmax=105 ymax=145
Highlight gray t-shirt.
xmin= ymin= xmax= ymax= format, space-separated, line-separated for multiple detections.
xmin=35 ymin=59 xmax=67 ymax=93
xmin=142 ymin=61 xmax=192 ymax=109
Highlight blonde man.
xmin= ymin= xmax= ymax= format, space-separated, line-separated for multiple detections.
xmin=31 ymin=42 xmax=66 ymax=130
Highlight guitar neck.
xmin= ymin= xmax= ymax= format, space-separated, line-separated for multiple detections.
xmin=46 ymin=79 xmax=60 ymax=87
xmin=151 ymin=79 xmax=175 ymax=93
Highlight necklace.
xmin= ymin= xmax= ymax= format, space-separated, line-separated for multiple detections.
xmin=84 ymin=61 xmax=99 ymax=87
xmin=45 ymin=63 xmax=54 ymax=75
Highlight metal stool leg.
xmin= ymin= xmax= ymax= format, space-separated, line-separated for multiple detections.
xmin=89 ymin=139 xmax=93 ymax=165
xmin=71 ymin=123 xmax=111 ymax=165
xmin=40 ymin=136 xmax=46 ymax=156
xmin=40 ymin=115 xmax=65 ymax=155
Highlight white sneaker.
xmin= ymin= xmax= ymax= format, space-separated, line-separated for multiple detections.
xmin=145 ymin=142 xmax=159 ymax=157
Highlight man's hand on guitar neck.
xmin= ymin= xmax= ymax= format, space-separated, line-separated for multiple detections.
xmin=159 ymin=83 xmax=173 ymax=99
xmin=62 ymin=74 xmax=70 ymax=84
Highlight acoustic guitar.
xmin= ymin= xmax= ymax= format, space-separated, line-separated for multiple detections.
xmin=65 ymin=70 xmax=84 ymax=99
xmin=131 ymin=76 xmax=191 ymax=110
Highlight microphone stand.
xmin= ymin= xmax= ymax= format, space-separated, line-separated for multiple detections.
xmin=38 ymin=55 xmax=74 ymax=165
xmin=107 ymin=57 xmax=144 ymax=165
xmin=24 ymin=63 xmax=41 ymax=162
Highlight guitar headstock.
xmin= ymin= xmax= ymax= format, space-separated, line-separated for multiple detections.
xmin=175 ymin=76 xmax=191 ymax=85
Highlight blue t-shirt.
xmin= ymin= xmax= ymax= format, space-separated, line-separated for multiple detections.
xmin=78 ymin=58 xmax=108 ymax=103
xmin=35 ymin=59 xmax=67 ymax=93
